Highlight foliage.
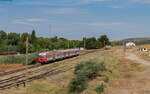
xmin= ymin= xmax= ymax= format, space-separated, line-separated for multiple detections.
xmin=85 ymin=37 xmax=99 ymax=49
xmin=69 ymin=61 xmax=107 ymax=93
xmin=95 ymin=83 xmax=106 ymax=94
xmin=0 ymin=53 xmax=38 ymax=65
xmin=98 ymin=35 xmax=110 ymax=47
xmin=104 ymin=76 xmax=109 ymax=83
xmin=74 ymin=61 xmax=107 ymax=79
xmin=68 ymin=72 xmax=88 ymax=93
xmin=0 ymin=30 xmax=110 ymax=54
xmin=84 ymin=35 xmax=110 ymax=49
xmin=0 ymin=30 xmax=7 ymax=40
xmin=112 ymin=40 xmax=150 ymax=46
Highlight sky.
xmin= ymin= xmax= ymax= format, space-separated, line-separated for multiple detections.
xmin=0 ymin=0 xmax=150 ymax=40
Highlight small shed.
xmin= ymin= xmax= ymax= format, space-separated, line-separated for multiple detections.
xmin=80 ymin=48 xmax=85 ymax=50
xmin=139 ymin=48 xmax=148 ymax=52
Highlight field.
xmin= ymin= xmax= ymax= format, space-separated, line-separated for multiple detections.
xmin=0 ymin=46 xmax=150 ymax=94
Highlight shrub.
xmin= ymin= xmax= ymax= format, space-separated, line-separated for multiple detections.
xmin=74 ymin=62 xmax=85 ymax=74
xmin=68 ymin=72 xmax=88 ymax=93
xmin=69 ymin=61 xmax=107 ymax=93
xmin=104 ymin=76 xmax=109 ymax=83
xmin=96 ymin=83 xmax=106 ymax=94
xmin=74 ymin=61 xmax=107 ymax=79
xmin=28 ymin=53 xmax=38 ymax=65
xmin=99 ymin=62 xmax=107 ymax=71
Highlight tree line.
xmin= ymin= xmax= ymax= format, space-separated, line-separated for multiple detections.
xmin=0 ymin=30 xmax=110 ymax=53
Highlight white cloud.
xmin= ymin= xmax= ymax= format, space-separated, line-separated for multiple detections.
xmin=15 ymin=1 xmax=52 ymax=6
xmin=131 ymin=0 xmax=150 ymax=3
xmin=42 ymin=8 xmax=88 ymax=15
xmin=111 ymin=6 xmax=121 ymax=8
xmin=42 ymin=8 xmax=76 ymax=14
xmin=78 ymin=22 xmax=122 ymax=27
xmin=13 ymin=20 xmax=32 ymax=25
xmin=27 ymin=18 xmax=48 ymax=22
xmin=12 ymin=18 xmax=48 ymax=25
xmin=76 ymin=0 xmax=105 ymax=4
xmin=81 ymin=0 xmax=105 ymax=2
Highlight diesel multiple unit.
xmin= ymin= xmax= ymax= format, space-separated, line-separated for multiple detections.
xmin=38 ymin=48 xmax=80 ymax=64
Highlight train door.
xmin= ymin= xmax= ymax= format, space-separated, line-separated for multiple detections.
xmin=64 ymin=52 xmax=66 ymax=58
xmin=52 ymin=53 xmax=56 ymax=60
xmin=47 ymin=54 xmax=53 ymax=61
xmin=68 ymin=51 xmax=70 ymax=57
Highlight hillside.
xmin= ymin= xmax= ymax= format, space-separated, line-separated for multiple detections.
xmin=123 ymin=37 xmax=150 ymax=42
xmin=111 ymin=37 xmax=150 ymax=46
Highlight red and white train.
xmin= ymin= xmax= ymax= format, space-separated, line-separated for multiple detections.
xmin=38 ymin=48 xmax=80 ymax=64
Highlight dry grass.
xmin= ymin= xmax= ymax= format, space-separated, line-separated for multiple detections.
xmin=0 ymin=47 xmax=149 ymax=94
xmin=0 ymin=64 xmax=24 ymax=73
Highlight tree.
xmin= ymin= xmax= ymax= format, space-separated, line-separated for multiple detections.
xmin=98 ymin=35 xmax=110 ymax=47
xmin=85 ymin=37 xmax=97 ymax=49
xmin=0 ymin=30 xmax=7 ymax=53
xmin=7 ymin=32 xmax=20 ymax=45
xmin=0 ymin=30 xmax=7 ymax=40
xmin=31 ymin=29 xmax=37 ymax=44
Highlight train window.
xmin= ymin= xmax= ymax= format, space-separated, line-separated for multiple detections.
xmin=47 ymin=54 xmax=52 ymax=58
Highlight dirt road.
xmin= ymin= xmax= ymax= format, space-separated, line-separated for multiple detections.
xmin=126 ymin=53 xmax=150 ymax=66
xmin=109 ymin=51 xmax=150 ymax=94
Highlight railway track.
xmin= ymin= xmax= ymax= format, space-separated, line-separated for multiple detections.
xmin=0 ymin=50 xmax=98 ymax=77
xmin=0 ymin=49 xmax=101 ymax=90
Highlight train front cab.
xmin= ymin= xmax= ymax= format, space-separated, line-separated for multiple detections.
xmin=38 ymin=53 xmax=47 ymax=64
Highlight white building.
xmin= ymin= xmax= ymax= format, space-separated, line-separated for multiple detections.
xmin=80 ymin=48 xmax=85 ymax=50
xmin=126 ymin=42 xmax=136 ymax=47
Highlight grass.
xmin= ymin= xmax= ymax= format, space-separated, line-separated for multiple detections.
xmin=128 ymin=62 xmax=147 ymax=72
xmin=0 ymin=48 xmax=148 ymax=94
xmin=27 ymin=80 xmax=63 ymax=94
xmin=0 ymin=53 xmax=38 ymax=65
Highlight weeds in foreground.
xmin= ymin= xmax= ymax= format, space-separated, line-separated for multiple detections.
xmin=95 ymin=83 xmax=106 ymax=94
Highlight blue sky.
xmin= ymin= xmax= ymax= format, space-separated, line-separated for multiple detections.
xmin=0 ymin=0 xmax=150 ymax=40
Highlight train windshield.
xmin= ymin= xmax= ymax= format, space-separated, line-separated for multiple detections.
xmin=39 ymin=55 xmax=45 ymax=58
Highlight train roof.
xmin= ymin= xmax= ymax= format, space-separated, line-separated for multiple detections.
xmin=39 ymin=48 xmax=79 ymax=56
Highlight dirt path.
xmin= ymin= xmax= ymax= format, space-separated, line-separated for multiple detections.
xmin=126 ymin=53 xmax=150 ymax=66
xmin=112 ymin=52 xmax=150 ymax=94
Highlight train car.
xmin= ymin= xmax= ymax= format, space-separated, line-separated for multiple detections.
xmin=38 ymin=48 xmax=80 ymax=64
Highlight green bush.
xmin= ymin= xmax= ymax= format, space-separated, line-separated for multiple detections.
xmin=104 ymin=76 xmax=109 ymax=83
xmin=74 ymin=61 xmax=107 ymax=79
xmin=74 ymin=62 xmax=85 ymax=74
xmin=28 ymin=53 xmax=38 ymax=65
xmin=68 ymin=61 xmax=107 ymax=93
xmin=96 ymin=83 xmax=106 ymax=94
xmin=0 ymin=53 xmax=38 ymax=65
xmin=68 ymin=72 xmax=88 ymax=93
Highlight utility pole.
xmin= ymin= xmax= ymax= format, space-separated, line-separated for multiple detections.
xmin=123 ymin=41 xmax=126 ymax=56
xmin=73 ymin=41 xmax=74 ymax=48
xmin=68 ymin=40 xmax=70 ymax=49
xmin=104 ymin=40 xmax=106 ymax=63
xmin=104 ymin=40 xmax=106 ymax=47
xmin=84 ymin=39 xmax=86 ymax=49
xmin=24 ymin=36 xmax=28 ymax=87
xmin=49 ymin=24 xmax=51 ymax=38
xmin=26 ymin=36 xmax=28 ymax=68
